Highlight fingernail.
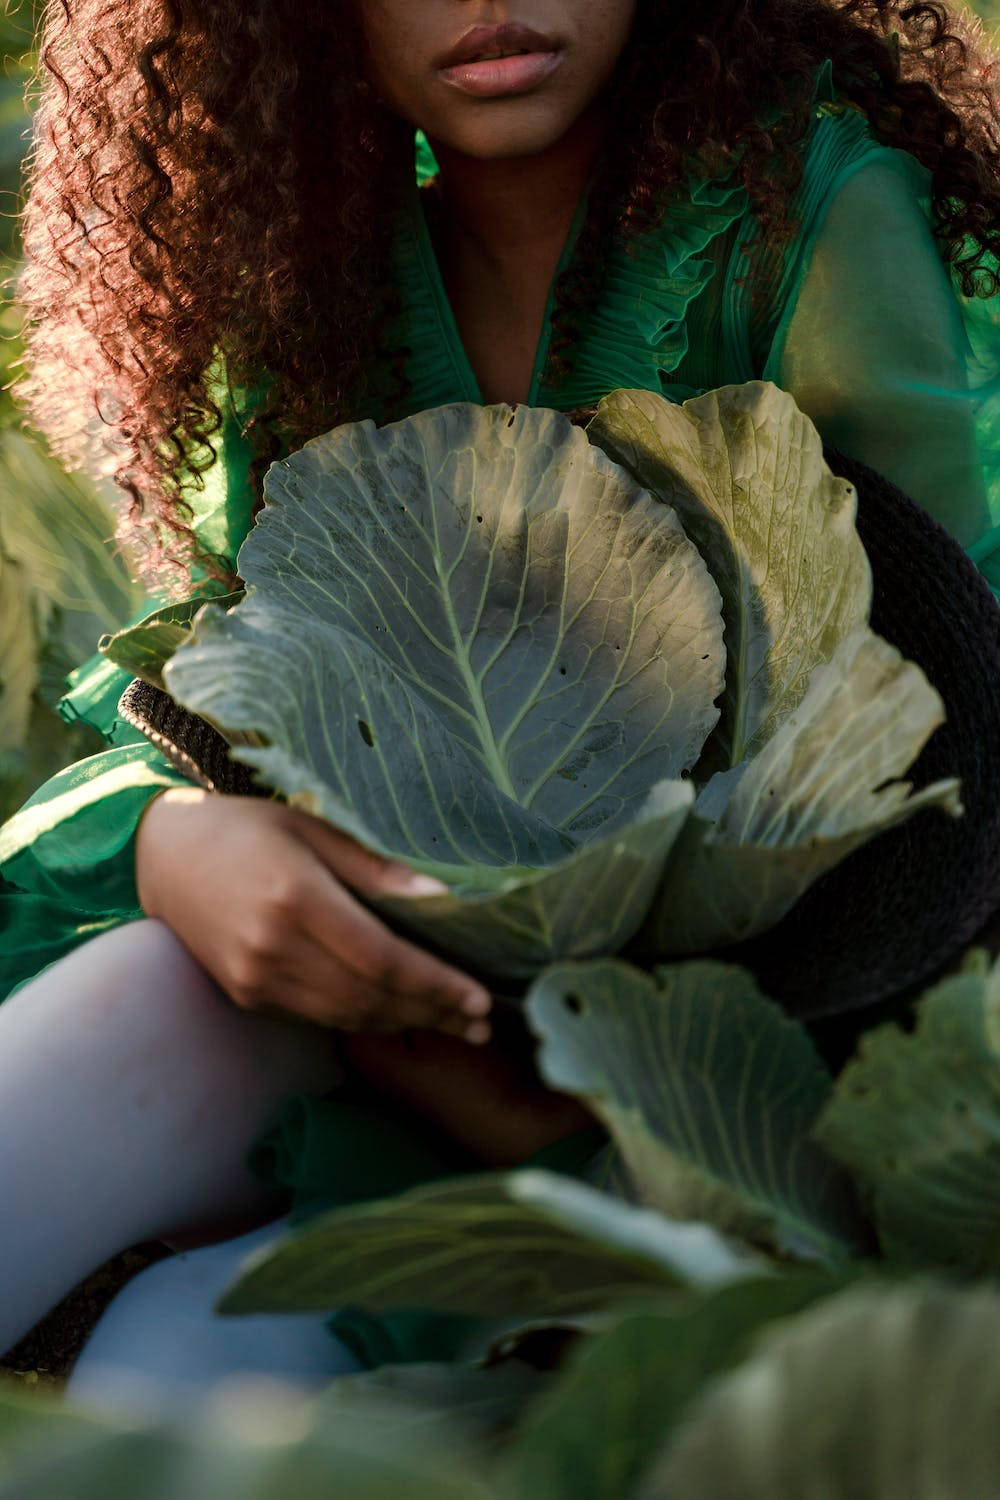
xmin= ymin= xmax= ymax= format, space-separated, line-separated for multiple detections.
xmin=461 ymin=990 xmax=492 ymax=1017
xmin=465 ymin=1021 xmax=492 ymax=1046
xmin=396 ymin=870 xmax=449 ymax=897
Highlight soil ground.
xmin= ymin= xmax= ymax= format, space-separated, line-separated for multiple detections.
xmin=0 ymin=1246 xmax=167 ymax=1388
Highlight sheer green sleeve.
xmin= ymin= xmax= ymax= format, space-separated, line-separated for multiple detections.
xmin=765 ymin=148 xmax=1000 ymax=583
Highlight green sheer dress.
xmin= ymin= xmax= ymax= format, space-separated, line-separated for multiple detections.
xmin=2 ymin=63 xmax=999 ymax=1360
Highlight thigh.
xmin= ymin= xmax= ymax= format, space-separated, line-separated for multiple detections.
xmin=0 ymin=919 xmax=345 ymax=1247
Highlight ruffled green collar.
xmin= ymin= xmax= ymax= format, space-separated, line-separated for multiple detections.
xmin=390 ymin=160 xmax=749 ymax=418
xmin=394 ymin=60 xmax=851 ymax=418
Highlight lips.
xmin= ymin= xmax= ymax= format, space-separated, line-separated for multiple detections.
xmin=436 ymin=22 xmax=559 ymax=71
xmin=436 ymin=21 xmax=564 ymax=98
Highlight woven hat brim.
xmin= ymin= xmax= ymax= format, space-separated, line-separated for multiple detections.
xmin=726 ymin=449 xmax=1000 ymax=1020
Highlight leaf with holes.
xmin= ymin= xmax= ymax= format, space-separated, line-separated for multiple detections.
xmin=526 ymin=958 xmax=866 ymax=1263
xmin=109 ymin=390 xmax=961 ymax=982
xmin=163 ymin=403 xmax=718 ymax=978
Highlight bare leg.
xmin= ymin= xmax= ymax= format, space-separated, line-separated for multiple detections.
xmin=0 ymin=919 xmax=343 ymax=1356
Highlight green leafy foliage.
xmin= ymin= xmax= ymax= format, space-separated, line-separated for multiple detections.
xmin=588 ymin=382 xmax=871 ymax=773
xmin=150 ymin=387 xmax=955 ymax=976
xmin=644 ymin=1281 xmax=1000 ymax=1499
xmin=315 ymin=1361 xmax=547 ymax=1452
xmin=638 ymin=629 xmax=960 ymax=953
xmin=0 ymin=433 xmax=146 ymax=821
xmin=815 ymin=950 xmax=1000 ymax=1271
xmin=100 ymin=592 xmax=244 ymax=692
xmin=219 ymin=1170 xmax=754 ymax=1320
xmin=501 ymin=1273 xmax=847 ymax=1500
xmin=0 ymin=1378 xmax=498 ymax=1500
xmin=527 ymin=959 xmax=865 ymax=1263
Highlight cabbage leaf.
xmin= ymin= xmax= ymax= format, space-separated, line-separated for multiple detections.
xmin=218 ymin=1171 xmax=753 ymax=1320
xmin=639 ymin=629 xmax=962 ymax=953
xmin=527 ymin=958 xmax=865 ymax=1263
xmin=645 ymin=1282 xmax=1000 ymax=1499
xmin=164 ymin=403 xmax=721 ymax=975
xmin=588 ymin=381 xmax=871 ymax=772
xmin=815 ymin=949 xmax=1000 ymax=1271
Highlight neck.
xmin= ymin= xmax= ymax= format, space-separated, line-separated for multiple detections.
xmin=427 ymin=107 xmax=608 ymax=276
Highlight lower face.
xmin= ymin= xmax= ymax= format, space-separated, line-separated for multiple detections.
xmin=357 ymin=1 xmax=639 ymax=160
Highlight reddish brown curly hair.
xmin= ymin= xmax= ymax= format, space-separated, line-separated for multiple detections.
xmin=14 ymin=0 xmax=1000 ymax=587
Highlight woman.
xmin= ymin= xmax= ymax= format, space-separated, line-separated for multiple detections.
xmin=2 ymin=0 xmax=999 ymax=1396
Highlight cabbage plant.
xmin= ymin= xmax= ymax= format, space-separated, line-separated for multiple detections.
xmin=105 ymin=382 xmax=959 ymax=981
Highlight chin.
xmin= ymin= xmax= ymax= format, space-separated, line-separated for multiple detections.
xmin=427 ymin=102 xmax=582 ymax=161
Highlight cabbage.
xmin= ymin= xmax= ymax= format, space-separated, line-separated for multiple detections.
xmin=107 ymin=382 xmax=959 ymax=981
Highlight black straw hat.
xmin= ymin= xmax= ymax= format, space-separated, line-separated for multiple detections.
xmin=731 ymin=448 xmax=1000 ymax=1023
xmin=119 ymin=448 xmax=1000 ymax=1024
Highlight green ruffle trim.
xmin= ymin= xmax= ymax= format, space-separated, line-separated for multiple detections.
xmin=536 ymin=176 xmax=750 ymax=410
xmin=390 ymin=165 xmax=748 ymax=418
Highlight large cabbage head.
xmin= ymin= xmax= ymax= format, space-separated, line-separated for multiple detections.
xmin=117 ymin=384 xmax=960 ymax=984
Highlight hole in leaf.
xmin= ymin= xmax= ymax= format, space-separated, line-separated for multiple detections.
xmin=559 ymin=666 xmax=567 ymax=676
xmin=357 ymin=720 xmax=375 ymax=748
xmin=476 ymin=515 xmax=484 ymax=524
xmin=564 ymin=993 xmax=583 ymax=1015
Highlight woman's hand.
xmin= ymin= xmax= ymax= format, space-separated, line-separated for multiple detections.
xmin=135 ymin=788 xmax=492 ymax=1042
xmin=342 ymin=1025 xmax=596 ymax=1168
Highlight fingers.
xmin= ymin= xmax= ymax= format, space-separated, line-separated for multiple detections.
xmin=242 ymin=940 xmax=493 ymax=1043
xmin=234 ymin=861 xmax=492 ymax=1040
xmin=289 ymin=812 xmax=451 ymax=901
xmin=288 ymin=814 xmax=494 ymax=1037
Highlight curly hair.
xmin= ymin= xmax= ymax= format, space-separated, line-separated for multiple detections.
xmin=14 ymin=0 xmax=1000 ymax=587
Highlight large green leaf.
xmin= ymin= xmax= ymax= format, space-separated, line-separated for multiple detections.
xmin=638 ymin=629 xmax=961 ymax=953
xmin=644 ymin=1281 xmax=1000 ymax=1499
xmin=247 ymin=403 xmax=724 ymax=808
xmin=218 ymin=1171 xmax=753 ymax=1320
xmin=588 ymin=381 xmax=871 ymax=772
xmin=168 ymin=599 xmax=694 ymax=976
xmin=161 ymin=402 xmax=721 ymax=976
xmin=527 ymin=959 xmax=865 ymax=1263
xmin=501 ymin=1273 xmax=846 ymax=1500
xmin=815 ymin=950 xmax=1000 ymax=1271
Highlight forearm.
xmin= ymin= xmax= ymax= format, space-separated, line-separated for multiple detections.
xmin=341 ymin=1020 xmax=595 ymax=1168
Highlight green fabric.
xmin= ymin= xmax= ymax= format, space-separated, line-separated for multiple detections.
xmin=2 ymin=59 xmax=999 ymax=1361
xmin=248 ymin=1089 xmax=607 ymax=1367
